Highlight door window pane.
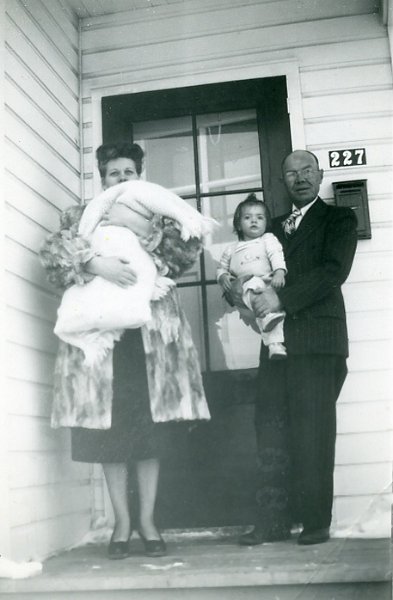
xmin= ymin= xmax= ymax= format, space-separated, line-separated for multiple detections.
xmin=175 ymin=198 xmax=202 ymax=284
xmin=133 ymin=116 xmax=196 ymax=195
xmin=207 ymin=285 xmax=261 ymax=371
xmin=134 ymin=108 xmax=266 ymax=373
xmin=177 ymin=286 xmax=206 ymax=371
xmin=196 ymin=110 xmax=261 ymax=194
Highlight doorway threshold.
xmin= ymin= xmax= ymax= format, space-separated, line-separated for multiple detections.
xmin=0 ymin=528 xmax=390 ymax=599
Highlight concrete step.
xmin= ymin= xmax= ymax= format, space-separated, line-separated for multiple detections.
xmin=0 ymin=530 xmax=390 ymax=599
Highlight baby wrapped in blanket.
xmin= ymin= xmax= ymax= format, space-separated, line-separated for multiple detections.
xmin=54 ymin=180 xmax=215 ymax=365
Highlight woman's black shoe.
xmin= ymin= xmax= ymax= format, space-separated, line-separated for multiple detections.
xmin=108 ymin=534 xmax=130 ymax=560
xmin=138 ymin=531 xmax=167 ymax=557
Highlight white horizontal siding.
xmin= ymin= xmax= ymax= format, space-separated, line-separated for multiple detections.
xmin=5 ymin=112 xmax=80 ymax=195
xmin=5 ymin=78 xmax=80 ymax=168
xmin=333 ymin=493 xmax=391 ymax=537
xmin=6 ymin=142 xmax=80 ymax=211
xmin=339 ymin=369 xmax=391 ymax=404
xmin=347 ymin=340 xmax=391 ymax=372
xmin=6 ymin=174 xmax=63 ymax=233
xmin=7 ymin=344 xmax=56 ymax=389
xmin=301 ymin=62 xmax=391 ymax=96
xmin=7 ymin=380 xmax=53 ymax=418
xmin=11 ymin=482 xmax=91 ymax=528
xmin=9 ymin=452 xmax=90 ymax=489
xmin=347 ymin=309 xmax=392 ymax=342
xmin=4 ymin=0 xmax=90 ymax=561
xmin=303 ymin=89 xmax=393 ymax=119
xmin=337 ymin=400 xmax=391 ymax=434
xmin=78 ymin=0 xmax=392 ymax=538
xmin=80 ymin=13 xmax=385 ymax=91
xmin=6 ymin=50 xmax=80 ymax=145
xmin=81 ymin=0 xmax=378 ymax=54
xmin=7 ymin=306 xmax=59 ymax=355
xmin=6 ymin=272 xmax=60 ymax=324
xmin=19 ymin=0 xmax=79 ymax=69
xmin=6 ymin=0 xmax=78 ymax=92
xmin=344 ymin=280 xmax=392 ymax=314
xmin=6 ymin=238 xmax=52 ymax=291
xmin=348 ymin=250 xmax=392 ymax=283
xmin=336 ymin=431 xmax=392 ymax=464
xmin=335 ymin=463 xmax=391 ymax=495
xmin=10 ymin=513 xmax=91 ymax=563
xmin=6 ymin=15 xmax=79 ymax=120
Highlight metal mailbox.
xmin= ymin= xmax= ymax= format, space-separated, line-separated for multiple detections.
xmin=332 ymin=179 xmax=371 ymax=239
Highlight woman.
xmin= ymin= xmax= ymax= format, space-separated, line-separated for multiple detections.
xmin=40 ymin=142 xmax=210 ymax=559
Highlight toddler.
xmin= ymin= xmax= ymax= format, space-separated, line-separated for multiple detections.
xmin=217 ymin=194 xmax=287 ymax=359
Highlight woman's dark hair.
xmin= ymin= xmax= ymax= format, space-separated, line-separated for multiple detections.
xmin=233 ymin=193 xmax=271 ymax=240
xmin=96 ymin=142 xmax=145 ymax=178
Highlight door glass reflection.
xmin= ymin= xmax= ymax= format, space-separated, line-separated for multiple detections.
xmin=196 ymin=110 xmax=261 ymax=195
xmin=177 ymin=286 xmax=206 ymax=371
xmin=133 ymin=116 xmax=196 ymax=195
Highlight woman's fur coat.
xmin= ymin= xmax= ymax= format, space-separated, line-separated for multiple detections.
xmin=40 ymin=208 xmax=210 ymax=428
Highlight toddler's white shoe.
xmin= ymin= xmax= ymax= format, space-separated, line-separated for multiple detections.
xmin=269 ymin=342 xmax=287 ymax=360
xmin=262 ymin=311 xmax=285 ymax=333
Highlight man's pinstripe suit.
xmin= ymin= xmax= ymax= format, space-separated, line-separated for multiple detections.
xmin=253 ymin=196 xmax=358 ymax=538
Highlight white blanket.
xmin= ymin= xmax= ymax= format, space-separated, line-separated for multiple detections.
xmin=54 ymin=180 xmax=215 ymax=366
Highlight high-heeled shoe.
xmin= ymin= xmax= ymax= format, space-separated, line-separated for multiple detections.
xmin=138 ymin=530 xmax=167 ymax=557
xmin=108 ymin=533 xmax=130 ymax=560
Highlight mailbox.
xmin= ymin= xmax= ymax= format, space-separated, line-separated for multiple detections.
xmin=332 ymin=179 xmax=371 ymax=239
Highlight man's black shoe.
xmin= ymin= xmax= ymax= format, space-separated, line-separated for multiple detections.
xmin=239 ymin=526 xmax=291 ymax=546
xmin=297 ymin=527 xmax=330 ymax=545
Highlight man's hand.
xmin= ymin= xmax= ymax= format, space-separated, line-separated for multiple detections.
xmin=218 ymin=273 xmax=234 ymax=293
xmin=227 ymin=276 xmax=252 ymax=308
xmin=251 ymin=287 xmax=282 ymax=317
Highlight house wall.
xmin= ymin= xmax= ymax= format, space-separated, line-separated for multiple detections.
xmin=3 ymin=0 xmax=92 ymax=560
xmin=79 ymin=0 xmax=392 ymax=537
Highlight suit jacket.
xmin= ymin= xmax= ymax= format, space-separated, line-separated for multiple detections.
xmin=272 ymin=198 xmax=358 ymax=357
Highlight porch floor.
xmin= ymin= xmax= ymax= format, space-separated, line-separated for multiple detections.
xmin=0 ymin=530 xmax=391 ymax=599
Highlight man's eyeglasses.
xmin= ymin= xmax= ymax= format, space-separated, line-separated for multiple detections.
xmin=284 ymin=167 xmax=319 ymax=180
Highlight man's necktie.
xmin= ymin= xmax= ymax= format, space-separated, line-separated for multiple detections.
xmin=282 ymin=208 xmax=302 ymax=238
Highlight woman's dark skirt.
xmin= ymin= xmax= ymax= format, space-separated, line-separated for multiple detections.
xmin=72 ymin=328 xmax=161 ymax=463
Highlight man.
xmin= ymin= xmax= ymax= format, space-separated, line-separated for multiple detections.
xmin=236 ymin=150 xmax=358 ymax=545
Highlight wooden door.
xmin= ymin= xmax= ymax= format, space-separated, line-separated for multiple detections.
xmin=102 ymin=77 xmax=292 ymax=527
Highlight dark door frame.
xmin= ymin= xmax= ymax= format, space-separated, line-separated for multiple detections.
xmin=102 ymin=76 xmax=292 ymax=218
xmin=101 ymin=76 xmax=293 ymax=527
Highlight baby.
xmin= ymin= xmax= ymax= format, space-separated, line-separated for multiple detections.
xmin=54 ymin=180 xmax=216 ymax=365
xmin=217 ymin=194 xmax=287 ymax=360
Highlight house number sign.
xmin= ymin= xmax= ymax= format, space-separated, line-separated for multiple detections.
xmin=328 ymin=148 xmax=367 ymax=168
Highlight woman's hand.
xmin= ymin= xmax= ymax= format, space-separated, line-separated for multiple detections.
xmin=85 ymin=256 xmax=137 ymax=288
xmin=101 ymin=203 xmax=153 ymax=238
